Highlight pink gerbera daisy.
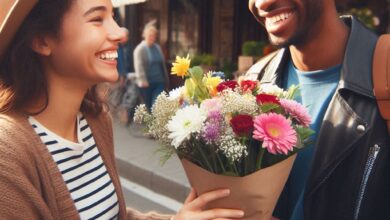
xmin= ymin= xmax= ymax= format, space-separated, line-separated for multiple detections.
xmin=280 ymin=99 xmax=312 ymax=127
xmin=253 ymin=113 xmax=297 ymax=155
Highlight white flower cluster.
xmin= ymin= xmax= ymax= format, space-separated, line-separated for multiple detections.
xmin=260 ymin=84 xmax=287 ymax=97
xmin=133 ymin=104 xmax=151 ymax=124
xmin=218 ymin=134 xmax=248 ymax=163
xmin=221 ymin=89 xmax=258 ymax=115
xmin=148 ymin=93 xmax=180 ymax=145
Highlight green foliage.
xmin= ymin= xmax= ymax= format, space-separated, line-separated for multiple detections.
xmin=220 ymin=59 xmax=237 ymax=80
xmin=154 ymin=145 xmax=176 ymax=166
xmin=285 ymin=84 xmax=300 ymax=99
xmin=260 ymin=103 xmax=281 ymax=114
xmin=242 ymin=41 xmax=267 ymax=57
xmin=189 ymin=66 xmax=204 ymax=81
xmin=295 ymin=126 xmax=315 ymax=149
xmin=346 ymin=8 xmax=380 ymax=31
xmin=191 ymin=54 xmax=217 ymax=66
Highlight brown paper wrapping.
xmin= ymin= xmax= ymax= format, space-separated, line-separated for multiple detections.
xmin=181 ymin=154 xmax=296 ymax=220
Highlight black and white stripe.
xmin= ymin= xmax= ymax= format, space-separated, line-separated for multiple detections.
xmin=29 ymin=114 xmax=119 ymax=220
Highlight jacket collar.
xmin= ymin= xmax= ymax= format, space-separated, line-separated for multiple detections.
xmin=339 ymin=15 xmax=377 ymax=98
xmin=260 ymin=16 xmax=377 ymax=99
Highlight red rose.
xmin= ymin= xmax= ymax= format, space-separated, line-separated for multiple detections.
xmin=230 ymin=114 xmax=254 ymax=136
xmin=240 ymin=80 xmax=258 ymax=92
xmin=256 ymin=94 xmax=280 ymax=105
xmin=216 ymin=80 xmax=239 ymax=92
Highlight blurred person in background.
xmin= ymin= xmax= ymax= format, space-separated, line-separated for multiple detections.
xmin=0 ymin=0 xmax=244 ymax=219
xmin=117 ymin=27 xmax=131 ymax=85
xmin=133 ymin=21 xmax=169 ymax=110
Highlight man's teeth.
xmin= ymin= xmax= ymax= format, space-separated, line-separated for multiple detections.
xmin=98 ymin=51 xmax=118 ymax=60
xmin=269 ymin=12 xmax=293 ymax=23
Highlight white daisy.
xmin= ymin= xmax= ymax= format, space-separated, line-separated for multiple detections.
xmin=168 ymin=86 xmax=184 ymax=101
xmin=167 ymin=105 xmax=207 ymax=148
xmin=260 ymin=84 xmax=286 ymax=97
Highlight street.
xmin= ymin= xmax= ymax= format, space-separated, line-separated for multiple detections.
xmin=112 ymin=119 xmax=190 ymax=214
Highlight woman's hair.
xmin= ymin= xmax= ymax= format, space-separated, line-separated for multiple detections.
xmin=142 ymin=20 xmax=158 ymax=38
xmin=0 ymin=0 xmax=105 ymax=116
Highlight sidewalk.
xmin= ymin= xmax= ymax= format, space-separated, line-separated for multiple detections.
xmin=113 ymin=120 xmax=190 ymax=203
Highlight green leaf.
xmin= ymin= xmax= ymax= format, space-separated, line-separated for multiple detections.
xmin=154 ymin=145 xmax=176 ymax=166
xmin=260 ymin=103 xmax=281 ymax=113
xmin=285 ymin=84 xmax=300 ymax=99
xmin=295 ymin=126 xmax=315 ymax=149
xmin=185 ymin=78 xmax=195 ymax=99
xmin=189 ymin=66 xmax=204 ymax=83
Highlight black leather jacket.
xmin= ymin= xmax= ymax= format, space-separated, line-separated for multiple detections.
xmin=246 ymin=16 xmax=390 ymax=220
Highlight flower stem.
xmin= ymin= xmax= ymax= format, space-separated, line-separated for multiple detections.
xmin=216 ymin=154 xmax=226 ymax=174
xmin=197 ymin=143 xmax=214 ymax=172
xmin=256 ymin=147 xmax=265 ymax=170
xmin=232 ymin=162 xmax=240 ymax=176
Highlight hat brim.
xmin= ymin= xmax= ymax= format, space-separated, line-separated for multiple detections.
xmin=0 ymin=0 xmax=38 ymax=61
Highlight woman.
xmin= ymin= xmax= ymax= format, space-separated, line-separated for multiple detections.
xmin=133 ymin=22 xmax=169 ymax=110
xmin=0 ymin=0 xmax=244 ymax=219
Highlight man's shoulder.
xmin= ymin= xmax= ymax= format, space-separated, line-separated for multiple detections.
xmin=245 ymin=50 xmax=280 ymax=80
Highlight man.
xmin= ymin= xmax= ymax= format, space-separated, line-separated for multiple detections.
xmin=246 ymin=0 xmax=390 ymax=220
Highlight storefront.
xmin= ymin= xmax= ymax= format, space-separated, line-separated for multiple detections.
xmin=120 ymin=0 xmax=389 ymax=75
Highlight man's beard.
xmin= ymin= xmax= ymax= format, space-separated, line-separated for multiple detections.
xmin=269 ymin=0 xmax=324 ymax=48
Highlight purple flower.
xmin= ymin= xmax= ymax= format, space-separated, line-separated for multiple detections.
xmin=208 ymin=110 xmax=223 ymax=122
xmin=202 ymin=122 xmax=220 ymax=143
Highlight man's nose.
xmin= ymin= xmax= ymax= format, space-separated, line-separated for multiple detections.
xmin=255 ymin=0 xmax=274 ymax=11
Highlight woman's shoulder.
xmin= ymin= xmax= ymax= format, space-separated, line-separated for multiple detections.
xmin=0 ymin=113 xmax=31 ymax=137
xmin=0 ymin=113 xmax=38 ymax=166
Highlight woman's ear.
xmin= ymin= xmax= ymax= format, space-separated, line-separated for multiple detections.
xmin=31 ymin=35 xmax=52 ymax=56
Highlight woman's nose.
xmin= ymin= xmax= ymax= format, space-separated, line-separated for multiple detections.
xmin=108 ymin=21 xmax=128 ymax=44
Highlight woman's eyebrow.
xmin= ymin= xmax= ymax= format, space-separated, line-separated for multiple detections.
xmin=83 ymin=6 xmax=107 ymax=17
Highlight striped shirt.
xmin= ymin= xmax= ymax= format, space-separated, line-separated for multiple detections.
xmin=28 ymin=114 xmax=119 ymax=220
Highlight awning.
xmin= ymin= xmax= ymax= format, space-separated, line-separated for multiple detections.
xmin=112 ymin=0 xmax=147 ymax=7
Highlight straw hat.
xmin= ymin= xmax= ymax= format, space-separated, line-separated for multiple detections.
xmin=0 ymin=0 xmax=38 ymax=61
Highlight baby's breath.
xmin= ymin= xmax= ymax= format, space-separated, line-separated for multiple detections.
xmin=221 ymin=89 xmax=258 ymax=115
xmin=218 ymin=131 xmax=248 ymax=163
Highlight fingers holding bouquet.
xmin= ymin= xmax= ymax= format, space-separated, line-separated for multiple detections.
xmin=173 ymin=188 xmax=244 ymax=220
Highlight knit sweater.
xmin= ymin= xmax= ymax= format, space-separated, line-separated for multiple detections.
xmin=0 ymin=111 xmax=173 ymax=220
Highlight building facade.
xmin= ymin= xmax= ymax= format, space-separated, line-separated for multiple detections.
xmin=121 ymin=0 xmax=389 ymax=74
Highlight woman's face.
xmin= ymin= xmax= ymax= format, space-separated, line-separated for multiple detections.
xmin=44 ymin=0 xmax=126 ymax=87
xmin=145 ymin=29 xmax=157 ymax=45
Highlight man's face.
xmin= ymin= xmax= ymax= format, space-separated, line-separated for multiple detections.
xmin=249 ymin=0 xmax=324 ymax=47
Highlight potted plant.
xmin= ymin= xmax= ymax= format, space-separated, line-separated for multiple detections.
xmin=239 ymin=41 xmax=266 ymax=72
xmin=192 ymin=53 xmax=218 ymax=73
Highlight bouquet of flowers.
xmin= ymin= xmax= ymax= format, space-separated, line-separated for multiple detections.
xmin=134 ymin=55 xmax=314 ymax=219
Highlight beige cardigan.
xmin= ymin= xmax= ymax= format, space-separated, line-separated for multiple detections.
xmin=0 ymin=111 xmax=173 ymax=220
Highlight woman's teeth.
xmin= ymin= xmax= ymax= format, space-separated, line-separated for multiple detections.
xmin=98 ymin=51 xmax=118 ymax=60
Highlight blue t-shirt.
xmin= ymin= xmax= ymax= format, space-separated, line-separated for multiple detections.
xmin=282 ymin=60 xmax=341 ymax=220
xmin=146 ymin=44 xmax=165 ymax=83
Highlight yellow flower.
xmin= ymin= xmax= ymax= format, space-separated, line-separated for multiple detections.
xmin=171 ymin=55 xmax=191 ymax=78
xmin=204 ymin=72 xmax=222 ymax=97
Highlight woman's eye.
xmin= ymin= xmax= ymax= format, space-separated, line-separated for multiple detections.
xmin=90 ymin=17 xmax=103 ymax=23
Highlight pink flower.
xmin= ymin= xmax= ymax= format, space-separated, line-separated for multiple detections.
xmin=253 ymin=113 xmax=297 ymax=155
xmin=280 ymin=99 xmax=311 ymax=127
xmin=201 ymin=97 xmax=222 ymax=113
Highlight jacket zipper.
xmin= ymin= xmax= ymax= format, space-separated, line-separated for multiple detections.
xmin=353 ymin=144 xmax=380 ymax=220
